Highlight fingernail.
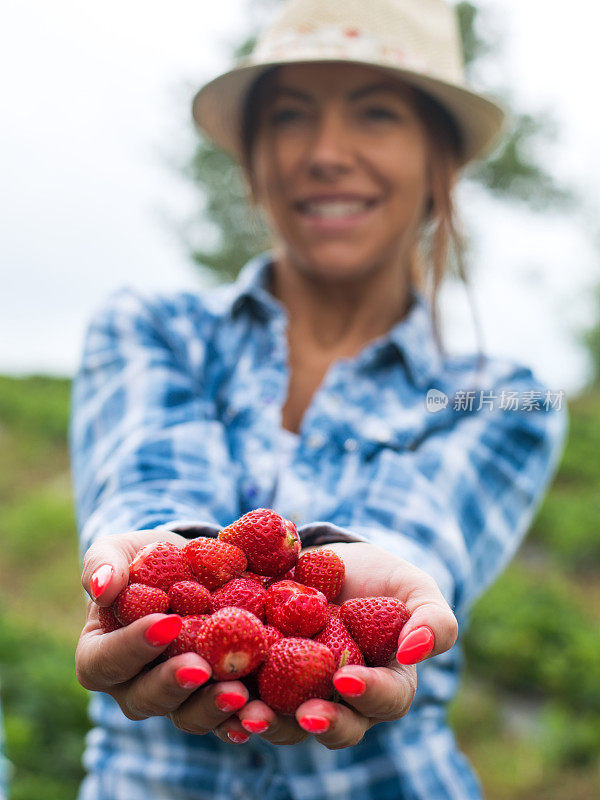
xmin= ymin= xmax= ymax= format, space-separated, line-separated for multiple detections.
xmin=299 ymin=715 xmax=330 ymax=734
xmin=145 ymin=615 xmax=182 ymax=647
xmin=333 ymin=674 xmax=366 ymax=697
xmin=90 ymin=564 xmax=114 ymax=599
xmin=175 ymin=666 xmax=210 ymax=689
xmin=215 ymin=692 xmax=246 ymax=713
xmin=396 ymin=626 xmax=435 ymax=665
xmin=227 ymin=730 xmax=249 ymax=744
xmin=241 ymin=719 xmax=269 ymax=734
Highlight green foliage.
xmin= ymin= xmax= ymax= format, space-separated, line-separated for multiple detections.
xmin=0 ymin=375 xmax=70 ymax=444
xmin=464 ymin=561 xmax=600 ymax=711
xmin=456 ymin=2 xmax=492 ymax=67
xmin=539 ymin=703 xmax=600 ymax=768
xmin=528 ymin=390 xmax=600 ymax=568
xmin=575 ymin=278 xmax=600 ymax=388
xmin=467 ymin=110 xmax=576 ymax=211
xmin=0 ymin=613 xmax=88 ymax=800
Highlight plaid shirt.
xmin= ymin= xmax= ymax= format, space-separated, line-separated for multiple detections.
xmin=70 ymin=250 xmax=568 ymax=800
xmin=0 ymin=701 xmax=8 ymax=800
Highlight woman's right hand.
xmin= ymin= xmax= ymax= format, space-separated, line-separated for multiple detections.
xmin=75 ymin=530 xmax=252 ymax=739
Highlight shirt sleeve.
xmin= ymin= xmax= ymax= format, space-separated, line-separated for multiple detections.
xmin=69 ymin=287 xmax=240 ymax=557
xmin=331 ymin=363 xmax=569 ymax=619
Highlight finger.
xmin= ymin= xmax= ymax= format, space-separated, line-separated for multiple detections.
xmin=332 ymin=663 xmax=416 ymax=721
xmin=394 ymin=570 xmax=458 ymax=662
xmin=111 ymin=652 xmax=212 ymax=721
xmin=81 ymin=528 xmax=187 ymax=605
xmin=213 ymin=717 xmax=253 ymax=745
xmin=168 ymin=680 xmax=250 ymax=736
xmin=76 ymin=607 xmax=183 ymax=690
xmin=326 ymin=543 xmax=458 ymax=663
xmin=237 ymin=699 xmax=277 ymax=735
xmin=295 ymin=699 xmax=370 ymax=749
xmin=237 ymin=700 xmax=308 ymax=745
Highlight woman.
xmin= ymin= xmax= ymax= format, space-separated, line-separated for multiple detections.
xmin=72 ymin=1 xmax=568 ymax=798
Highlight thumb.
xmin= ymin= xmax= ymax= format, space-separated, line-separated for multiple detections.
xmin=81 ymin=528 xmax=188 ymax=606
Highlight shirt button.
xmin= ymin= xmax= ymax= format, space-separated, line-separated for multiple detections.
xmin=307 ymin=432 xmax=325 ymax=449
xmin=344 ymin=437 xmax=358 ymax=452
xmin=371 ymin=425 xmax=392 ymax=443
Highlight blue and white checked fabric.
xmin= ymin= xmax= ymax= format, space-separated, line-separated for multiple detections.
xmin=0 ymin=697 xmax=9 ymax=800
xmin=70 ymin=249 xmax=568 ymax=800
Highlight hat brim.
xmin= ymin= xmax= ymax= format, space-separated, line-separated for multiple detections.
xmin=192 ymin=56 xmax=510 ymax=169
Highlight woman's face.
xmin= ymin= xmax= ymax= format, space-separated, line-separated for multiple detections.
xmin=248 ymin=62 xmax=431 ymax=283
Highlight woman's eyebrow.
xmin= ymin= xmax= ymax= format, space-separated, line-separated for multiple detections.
xmin=269 ymin=82 xmax=407 ymax=103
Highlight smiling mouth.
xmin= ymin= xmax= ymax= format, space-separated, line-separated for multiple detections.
xmin=294 ymin=198 xmax=380 ymax=220
xmin=295 ymin=198 xmax=380 ymax=232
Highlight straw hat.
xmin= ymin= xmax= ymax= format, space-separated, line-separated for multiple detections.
xmin=191 ymin=0 xmax=509 ymax=168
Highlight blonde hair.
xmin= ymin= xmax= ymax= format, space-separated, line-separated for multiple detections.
xmin=238 ymin=66 xmax=485 ymax=368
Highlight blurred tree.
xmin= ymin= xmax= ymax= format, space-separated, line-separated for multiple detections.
xmin=581 ymin=295 xmax=600 ymax=386
xmin=575 ymin=219 xmax=600 ymax=388
xmin=181 ymin=0 xmax=577 ymax=282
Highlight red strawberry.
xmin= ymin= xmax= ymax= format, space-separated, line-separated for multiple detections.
xmin=265 ymin=567 xmax=295 ymax=588
xmin=196 ymin=607 xmax=267 ymax=681
xmin=167 ymin=581 xmax=211 ymax=615
xmin=98 ymin=606 xmax=122 ymax=632
xmin=258 ymin=638 xmax=336 ymax=714
xmin=242 ymin=571 xmax=272 ymax=589
xmin=313 ymin=615 xmax=365 ymax=668
xmin=326 ymin=603 xmax=341 ymax=618
xmin=218 ymin=508 xmax=300 ymax=577
xmin=211 ymin=577 xmax=267 ymax=621
xmin=113 ymin=583 xmax=170 ymax=625
xmin=129 ymin=541 xmax=192 ymax=591
xmin=265 ymin=580 xmax=327 ymax=637
xmin=294 ymin=549 xmax=345 ymax=601
xmin=340 ymin=597 xmax=410 ymax=666
xmin=183 ymin=537 xmax=247 ymax=590
xmin=263 ymin=624 xmax=283 ymax=650
xmin=165 ymin=615 xmax=208 ymax=658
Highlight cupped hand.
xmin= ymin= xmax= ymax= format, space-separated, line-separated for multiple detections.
xmin=76 ymin=530 xmax=250 ymax=735
xmin=220 ymin=542 xmax=458 ymax=750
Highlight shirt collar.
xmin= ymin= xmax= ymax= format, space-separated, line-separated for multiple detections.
xmin=223 ymin=249 xmax=283 ymax=321
xmin=383 ymin=287 xmax=443 ymax=389
xmin=223 ymin=250 xmax=442 ymax=389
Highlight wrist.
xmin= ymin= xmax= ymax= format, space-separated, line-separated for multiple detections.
xmin=297 ymin=521 xmax=368 ymax=549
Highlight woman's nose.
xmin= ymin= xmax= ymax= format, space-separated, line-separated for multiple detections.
xmin=306 ymin=109 xmax=354 ymax=177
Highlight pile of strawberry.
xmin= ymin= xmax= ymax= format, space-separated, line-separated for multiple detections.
xmin=100 ymin=508 xmax=411 ymax=714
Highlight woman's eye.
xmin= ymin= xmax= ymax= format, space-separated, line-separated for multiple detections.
xmin=270 ymin=108 xmax=303 ymax=125
xmin=363 ymin=106 xmax=399 ymax=121
xmin=269 ymin=106 xmax=402 ymax=126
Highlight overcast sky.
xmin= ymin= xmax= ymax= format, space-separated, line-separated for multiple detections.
xmin=2 ymin=0 xmax=599 ymax=397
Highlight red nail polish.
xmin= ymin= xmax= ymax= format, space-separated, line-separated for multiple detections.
xmin=241 ymin=719 xmax=269 ymax=734
xmin=227 ymin=730 xmax=249 ymax=744
xmin=215 ymin=692 xmax=246 ymax=713
xmin=333 ymin=674 xmax=366 ymax=696
xmin=175 ymin=666 xmax=210 ymax=689
xmin=299 ymin=715 xmax=330 ymax=733
xmin=90 ymin=564 xmax=114 ymax=599
xmin=145 ymin=615 xmax=182 ymax=647
xmin=396 ymin=626 xmax=435 ymax=665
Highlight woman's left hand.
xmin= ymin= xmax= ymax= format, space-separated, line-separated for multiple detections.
xmin=211 ymin=541 xmax=458 ymax=749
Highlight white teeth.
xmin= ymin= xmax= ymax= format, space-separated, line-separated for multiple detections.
xmin=302 ymin=200 xmax=372 ymax=218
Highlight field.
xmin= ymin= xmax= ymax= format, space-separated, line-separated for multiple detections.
xmin=0 ymin=375 xmax=598 ymax=799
